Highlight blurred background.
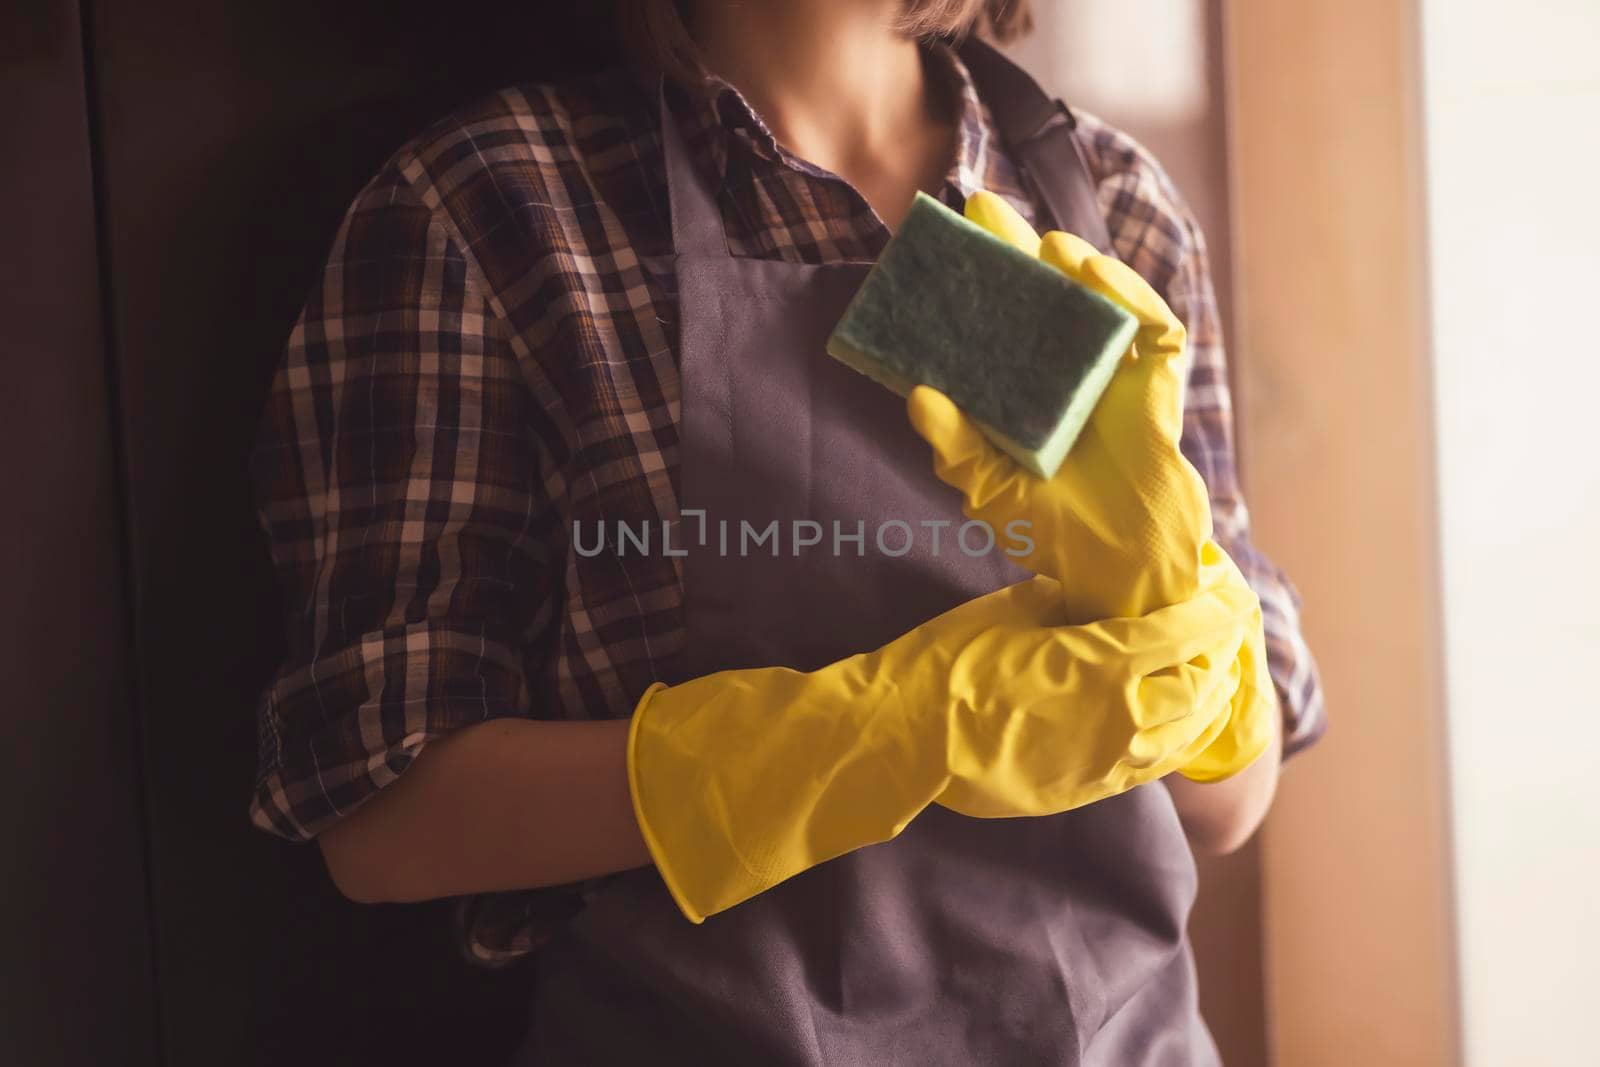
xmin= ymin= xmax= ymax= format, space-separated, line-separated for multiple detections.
xmin=3 ymin=1 xmax=1596 ymax=1064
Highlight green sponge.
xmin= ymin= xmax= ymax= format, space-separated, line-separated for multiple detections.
xmin=826 ymin=192 xmax=1138 ymax=479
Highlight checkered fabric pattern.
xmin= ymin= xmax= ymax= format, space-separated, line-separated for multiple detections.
xmin=248 ymin=42 xmax=1326 ymax=960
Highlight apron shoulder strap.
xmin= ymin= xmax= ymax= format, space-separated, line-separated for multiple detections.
xmin=659 ymin=82 xmax=729 ymax=258
xmin=955 ymin=39 xmax=1115 ymax=254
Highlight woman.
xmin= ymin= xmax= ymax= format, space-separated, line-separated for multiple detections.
xmin=248 ymin=1 xmax=1326 ymax=1062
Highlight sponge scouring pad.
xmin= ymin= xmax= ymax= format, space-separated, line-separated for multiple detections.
xmin=826 ymin=191 xmax=1138 ymax=480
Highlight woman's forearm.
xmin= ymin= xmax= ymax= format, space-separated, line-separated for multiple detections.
xmin=316 ymin=683 xmax=1280 ymax=904
xmin=1165 ymin=710 xmax=1282 ymax=856
xmin=317 ymin=717 xmax=650 ymax=904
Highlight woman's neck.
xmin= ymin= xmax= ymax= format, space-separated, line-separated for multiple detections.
xmin=689 ymin=0 xmax=957 ymax=228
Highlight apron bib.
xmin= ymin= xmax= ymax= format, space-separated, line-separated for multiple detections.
xmin=521 ymin=42 xmax=1219 ymax=1067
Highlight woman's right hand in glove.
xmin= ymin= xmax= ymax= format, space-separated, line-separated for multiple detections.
xmin=627 ymin=573 xmax=1257 ymax=924
xmin=909 ymin=191 xmax=1216 ymax=625
xmin=907 ymin=192 xmax=1278 ymax=785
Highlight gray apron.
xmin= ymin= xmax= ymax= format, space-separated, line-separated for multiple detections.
xmin=519 ymin=42 xmax=1220 ymax=1067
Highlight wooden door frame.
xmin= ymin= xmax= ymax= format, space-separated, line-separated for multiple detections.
xmin=1222 ymin=0 xmax=1462 ymax=1062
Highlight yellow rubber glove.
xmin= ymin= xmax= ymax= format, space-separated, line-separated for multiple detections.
xmin=915 ymin=192 xmax=1213 ymax=621
xmin=908 ymin=191 xmax=1277 ymax=781
xmin=629 ymin=573 xmax=1259 ymax=923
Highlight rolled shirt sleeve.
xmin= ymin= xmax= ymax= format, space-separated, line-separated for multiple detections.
xmin=1085 ymin=117 xmax=1329 ymax=760
xmin=247 ymin=158 xmax=557 ymax=840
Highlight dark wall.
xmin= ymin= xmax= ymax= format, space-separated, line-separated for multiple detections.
xmin=1 ymin=2 xmax=158 ymax=1062
xmin=6 ymin=3 xmax=612 ymax=1064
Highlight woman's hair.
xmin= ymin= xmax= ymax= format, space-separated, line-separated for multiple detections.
xmin=615 ymin=1 xmax=1034 ymax=87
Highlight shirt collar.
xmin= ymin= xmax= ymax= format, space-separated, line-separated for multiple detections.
xmin=687 ymin=39 xmax=996 ymax=202
xmin=932 ymin=40 xmax=997 ymax=200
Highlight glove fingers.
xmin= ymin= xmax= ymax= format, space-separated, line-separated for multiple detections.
xmin=1078 ymin=255 xmax=1186 ymax=359
xmin=906 ymin=385 xmax=1023 ymax=508
xmin=1037 ymin=230 xmax=1184 ymax=361
xmin=1091 ymin=339 xmax=1187 ymax=445
xmin=964 ymin=190 xmax=1041 ymax=256
xmin=1176 ymin=610 xmax=1277 ymax=781
xmin=1037 ymin=230 xmax=1100 ymax=282
xmin=1036 ymin=233 xmax=1186 ymax=433
xmin=906 ymin=385 xmax=986 ymax=467
xmin=1134 ymin=654 xmax=1240 ymax=771
xmin=1038 ymin=234 xmax=1184 ymax=355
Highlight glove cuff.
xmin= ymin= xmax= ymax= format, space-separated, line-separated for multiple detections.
xmin=625 ymin=681 xmax=711 ymax=923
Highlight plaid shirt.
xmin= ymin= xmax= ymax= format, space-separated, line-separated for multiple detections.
xmin=248 ymin=42 xmax=1326 ymax=960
